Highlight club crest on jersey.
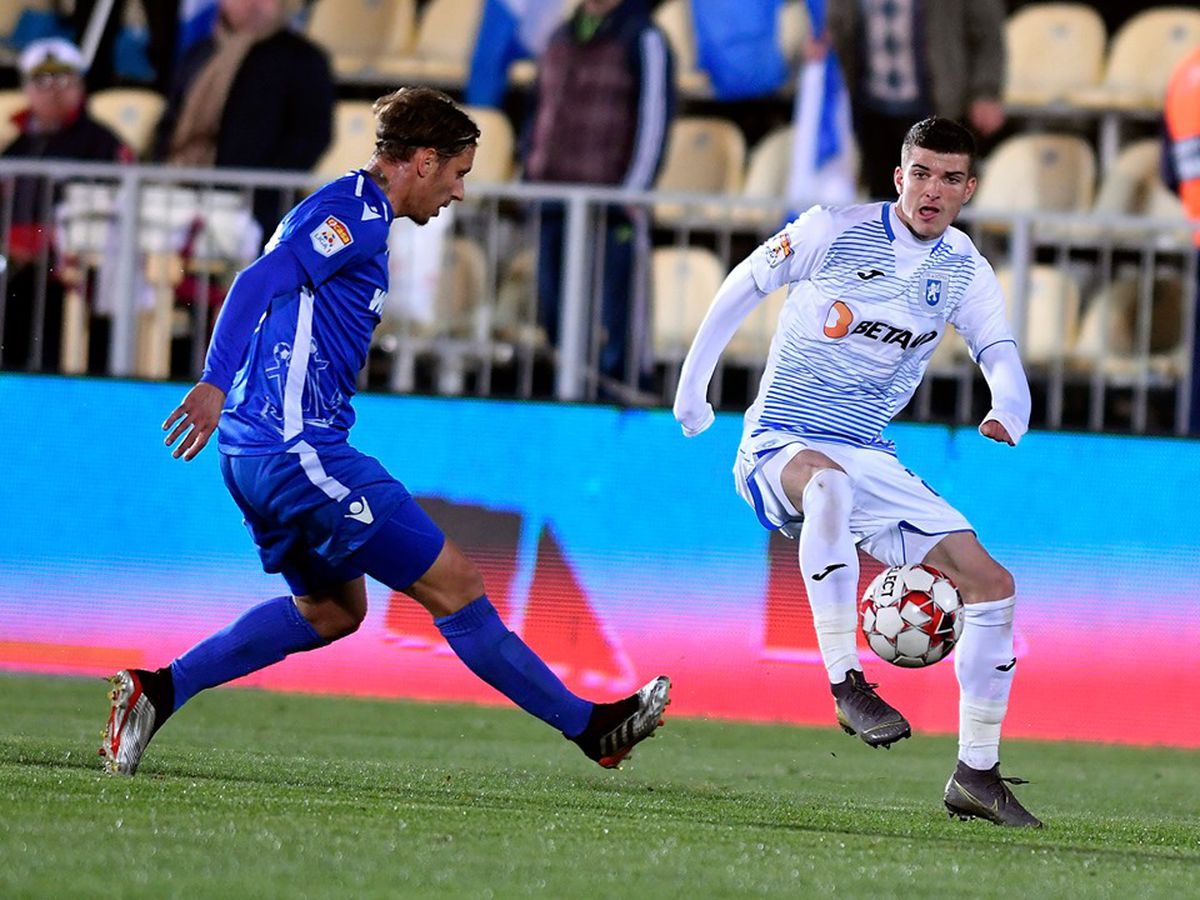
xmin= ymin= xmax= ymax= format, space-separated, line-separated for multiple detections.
xmin=764 ymin=230 xmax=793 ymax=268
xmin=924 ymin=278 xmax=943 ymax=307
xmin=310 ymin=215 xmax=354 ymax=257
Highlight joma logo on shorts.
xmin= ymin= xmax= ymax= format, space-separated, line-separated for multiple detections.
xmin=823 ymin=301 xmax=937 ymax=350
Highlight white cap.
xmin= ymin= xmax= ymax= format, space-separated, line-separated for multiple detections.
xmin=19 ymin=38 xmax=86 ymax=78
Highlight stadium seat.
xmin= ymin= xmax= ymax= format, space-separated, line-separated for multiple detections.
xmin=651 ymin=246 xmax=725 ymax=364
xmin=493 ymin=247 xmax=544 ymax=347
xmin=738 ymin=125 xmax=794 ymax=228
xmin=653 ymin=116 xmax=746 ymax=226
xmin=1069 ymin=7 xmax=1200 ymax=110
xmin=373 ymin=0 xmax=483 ymax=88
xmin=462 ymin=105 xmax=514 ymax=184
xmin=0 ymin=87 xmax=26 ymax=149
xmin=995 ymin=264 xmax=1081 ymax=366
xmin=87 ymin=88 xmax=166 ymax=159
xmin=1086 ymin=138 xmax=1191 ymax=239
xmin=972 ymin=133 xmax=1096 ymax=216
xmin=438 ymin=235 xmax=489 ymax=339
xmin=305 ymin=0 xmax=413 ymax=78
xmin=1003 ymin=3 xmax=1106 ymax=106
xmin=314 ymin=100 xmax=375 ymax=178
xmin=926 ymin=321 xmax=970 ymax=373
xmin=726 ymin=284 xmax=787 ymax=363
xmin=1071 ymin=276 xmax=1187 ymax=381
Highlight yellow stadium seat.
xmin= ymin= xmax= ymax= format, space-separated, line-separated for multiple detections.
xmin=462 ymin=105 xmax=514 ymax=184
xmin=654 ymin=116 xmax=746 ymax=226
xmin=972 ymin=133 xmax=1095 ymax=216
xmin=1072 ymin=276 xmax=1187 ymax=381
xmin=996 ymin=264 xmax=1081 ymax=365
xmin=374 ymin=0 xmax=484 ymax=88
xmin=738 ymin=125 xmax=794 ymax=228
xmin=727 ymin=284 xmax=787 ymax=364
xmin=652 ymin=246 xmax=726 ymax=363
xmin=1075 ymin=138 xmax=1191 ymax=245
xmin=1004 ymin=3 xmax=1106 ymax=106
xmin=87 ymin=88 xmax=166 ymax=159
xmin=1069 ymin=7 xmax=1200 ymax=110
xmin=927 ymin=322 xmax=969 ymax=373
xmin=305 ymin=0 xmax=413 ymax=78
xmin=314 ymin=100 xmax=375 ymax=178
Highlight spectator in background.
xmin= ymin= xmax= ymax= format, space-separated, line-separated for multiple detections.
xmin=154 ymin=0 xmax=333 ymax=237
xmin=1163 ymin=46 xmax=1200 ymax=435
xmin=827 ymin=0 xmax=1006 ymax=199
xmin=0 ymin=38 xmax=131 ymax=372
xmin=522 ymin=0 xmax=673 ymax=399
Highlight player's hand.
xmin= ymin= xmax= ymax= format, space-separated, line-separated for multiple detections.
xmin=979 ymin=418 xmax=1014 ymax=446
xmin=673 ymin=395 xmax=715 ymax=438
xmin=163 ymin=382 xmax=226 ymax=461
xmin=968 ymin=98 xmax=1005 ymax=136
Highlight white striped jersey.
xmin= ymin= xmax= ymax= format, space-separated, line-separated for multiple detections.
xmin=743 ymin=202 xmax=1014 ymax=455
xmin=219 ymin=171 xmax=393 ymax=455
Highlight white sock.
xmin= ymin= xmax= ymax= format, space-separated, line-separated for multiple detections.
xmin=954 ymin=595 xmax=1016 ymax=770
xmin=798 ymin=468 xmax=861 ymax=684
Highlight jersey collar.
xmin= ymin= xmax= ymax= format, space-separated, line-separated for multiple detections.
xmin=354 ymin=169 xmax=393 ymax=224
xmin=882 ymin=202 xmax=945 ymax=253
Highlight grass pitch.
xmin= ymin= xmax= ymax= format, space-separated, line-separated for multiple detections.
xmin=2 ymin=674 xmax=1197 ymax=898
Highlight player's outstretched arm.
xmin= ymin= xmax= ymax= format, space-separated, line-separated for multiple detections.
xmin=674 ymin=259 xmax=765 ymax=437
xmin=163 ymin=382 xmax=226 ymax=461
xmin=976 ymin=341 xmax=1030 ymax=446
xmin=163 ymin=245 xmax=309 ymax=461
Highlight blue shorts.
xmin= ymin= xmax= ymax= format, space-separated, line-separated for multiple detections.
xmin=219 ymin=440 xmax=445 ymax=596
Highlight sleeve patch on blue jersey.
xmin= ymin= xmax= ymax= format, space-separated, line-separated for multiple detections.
xmin=764 ymin=230 xmax=793 ymax=268
xmin=310 ymin=216 xmax=354 ymax=257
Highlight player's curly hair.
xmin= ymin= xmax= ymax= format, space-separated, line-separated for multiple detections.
xmin=372 ymin=86 xmax=480 ymax=163
xmin=901 ymin=117 xmax=978 ymax=174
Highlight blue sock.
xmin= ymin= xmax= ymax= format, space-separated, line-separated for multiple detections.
xmin=169 ymin=595 xmax=325 ymax=712
xmin=435 ymin=596 xmax=593 ymax=737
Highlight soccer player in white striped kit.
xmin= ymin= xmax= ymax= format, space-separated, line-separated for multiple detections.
xmin=673 ymin=118 xmax=1040 ymax=827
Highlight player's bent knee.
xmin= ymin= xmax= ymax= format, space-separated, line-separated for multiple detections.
xmin=961 ymin=564 xmax=1015 ymax=604
xmin=406 ymin=541 xmax=486 ymax=617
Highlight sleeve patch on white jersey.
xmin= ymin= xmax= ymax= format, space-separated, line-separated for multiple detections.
xmin=310 ymin=216 xmax=354 ymax=257
xmin=764 ymin=230 xmax=793 ymax=268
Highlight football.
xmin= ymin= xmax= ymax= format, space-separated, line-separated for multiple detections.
xmin=859 ymin=564 xmax=963 ymax=667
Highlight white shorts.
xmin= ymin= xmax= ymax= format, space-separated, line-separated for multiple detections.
xmin=733 ymin=434 xmax=973 ymax=567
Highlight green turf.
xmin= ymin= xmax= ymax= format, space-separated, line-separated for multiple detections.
xmin=2 ymin=674 xmax=1197 ymax=898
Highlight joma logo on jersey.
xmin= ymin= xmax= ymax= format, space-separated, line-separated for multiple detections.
xmin=823 ymin=300 xmax=937 ymax=350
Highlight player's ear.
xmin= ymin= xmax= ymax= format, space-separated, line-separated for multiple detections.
xmin=417 ymin=148 xmax=439 ymax=178
xmin=962 ymin=175 xmax=977 ymax=204
xmin=893 ymin=165 xmax=903 ymax=196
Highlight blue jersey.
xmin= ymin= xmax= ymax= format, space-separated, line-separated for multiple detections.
xmin=218 ymin=171 xmax=394 ymax=455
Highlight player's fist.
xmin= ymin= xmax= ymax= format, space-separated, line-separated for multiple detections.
xmin=979 ymin=418 xmax=1014 ymax=446
xmin=673 ymin=394 xmax=715 ymax=437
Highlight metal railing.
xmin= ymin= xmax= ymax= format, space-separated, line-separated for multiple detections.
xmin=0 ymin=158 xmax=1194 ymax=435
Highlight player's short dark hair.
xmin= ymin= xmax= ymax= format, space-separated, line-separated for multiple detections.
xmin=372 ymin=86 xmax=480 ymax=163
xmin=901 ymin=117 xmax=978 ymax=174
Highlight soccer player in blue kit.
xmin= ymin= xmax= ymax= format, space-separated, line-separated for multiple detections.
xmin=101 ymin=87 xmax=669 ymax=776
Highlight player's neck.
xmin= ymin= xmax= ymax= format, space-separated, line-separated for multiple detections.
xmin=892 ymin=204 xmax=944 ymax=244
